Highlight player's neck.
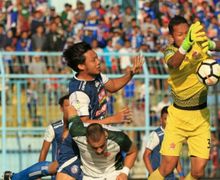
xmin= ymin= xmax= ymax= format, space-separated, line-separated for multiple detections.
xmin=76 ymin=72 xmax=96 ymax=81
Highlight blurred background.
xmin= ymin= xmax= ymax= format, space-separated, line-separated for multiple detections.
xmin=0 ymin=0 xmax=220 ymax=179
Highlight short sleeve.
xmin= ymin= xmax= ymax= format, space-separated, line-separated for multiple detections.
xmin=145 ymin=131 xmax=159 ymax=150
xmin=69 ymin=91 xmax=90 ymax=116
xmin=100 ymin=73 xmax=109 ymax=84
xmin=163 ymin=46 xmax=177 ymax=64
xmin=44 ymin=125 xmax=55 ymax=142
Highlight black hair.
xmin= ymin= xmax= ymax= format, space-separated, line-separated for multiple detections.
xmin=58 ymin=94 xmax=70 ymax=106
xmin=161 ymin=106 xmax=168 ymax=117
xmin=168 ymin=15 xmax=189 ymax=34
xmin=63 ymin=42 xmax=92 ymax=72
xmin=86 ymin=123 xmax=105 ymax=142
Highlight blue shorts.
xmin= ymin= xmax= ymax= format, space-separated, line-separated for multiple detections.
xmin=57 ymin=134 xmax=82 ymax=180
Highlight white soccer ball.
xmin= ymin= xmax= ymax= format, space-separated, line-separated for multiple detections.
xmin=197 ymin=59 xmax=220 ymax=86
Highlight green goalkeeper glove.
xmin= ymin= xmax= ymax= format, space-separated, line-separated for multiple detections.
xmin=179 ymin=21 xmax=207 ymax=54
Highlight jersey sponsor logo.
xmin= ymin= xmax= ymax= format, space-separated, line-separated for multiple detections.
xmin=95 ymin=80 xmax=100 ymax=88
xmin=98 ymin=88 xmax=107 ymax=102
xmin=75 ymin=99 xmax=81 ymax=110
xmin=95 ymin=80 xmax=103 ymax=92
xmin=71 ymin=165 xmax=79 ymax=174
xmin=95 ymin=104 xmax=107 ymax=117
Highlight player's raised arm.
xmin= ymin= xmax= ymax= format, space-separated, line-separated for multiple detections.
xmin=166 ymin=21 xmax=207 ymax=68
xmin=104 ymin=55 xmax=144 ymax=93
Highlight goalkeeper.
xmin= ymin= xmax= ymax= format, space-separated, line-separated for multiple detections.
xmin=148 ymin=15 xmax=220 ymax=180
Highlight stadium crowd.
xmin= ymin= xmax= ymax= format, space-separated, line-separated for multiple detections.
xmin=0 ymin=0 xmax=219 ymax=75
xmin=1 ymin=0 xmax=220 ymax=178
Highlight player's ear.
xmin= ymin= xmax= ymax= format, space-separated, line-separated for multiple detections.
xmin=78 ymin=64 xmax=85 ymax=71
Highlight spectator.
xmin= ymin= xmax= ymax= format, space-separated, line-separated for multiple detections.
xmin=16 ymin=30 xmax=32 ymax=73
xmin=0 ymin=24 xmax=6 ymax=50
xmin=122 ymin=6 xmax=134 ymax=30
xmin=30 ymin=9 xmax=44 ymax=34
xmin=74 ymin=1 xmax=86 ymax=24
xmin=27 ymin=81 xmax=38 ymax=126
xmin=28 ymin=55 xmax=47 ymax=74
xmin=31 ymin=25 xmax=46 ymax=51
xmin=119 ymin=40 xmax=133 ymax=73
xmin=43 ymin=21 xmax=63 ymax=70
xmin=3 ymin=45 xmax=15 ymax=74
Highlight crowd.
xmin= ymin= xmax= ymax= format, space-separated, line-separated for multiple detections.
xmin=1 ymin=1 xmax=220 ymax=179
xmin=0 ymin=0 xmax=219 ymax=75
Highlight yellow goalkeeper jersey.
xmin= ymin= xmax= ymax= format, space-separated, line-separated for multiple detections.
xmin=164 ymin=42 xmax=210 ymax=107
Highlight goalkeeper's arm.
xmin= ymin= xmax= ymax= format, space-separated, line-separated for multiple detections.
xmin=168 ymin=21 xmax=206 ymax=68
xmin=179 ymin=21 xmax=207 ymax=55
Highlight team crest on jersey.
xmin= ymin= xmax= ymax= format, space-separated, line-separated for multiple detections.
xmin=95 ymin=80 xmax=100 ymax=87
xmin=169 ymin=142 xmax=176 ymax=150
xmin=71 ymin=165 xmax=79 ymax=174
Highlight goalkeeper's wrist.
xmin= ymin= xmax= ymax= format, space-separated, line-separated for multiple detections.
xmin=179 ymin=46 xmax=187 ymax=55
xmin=179 ymin=38 xmax=192 ymax=55
xmin=121 ymin=166 xmax=130 ymax=176
xmin=209 ymin=40 xmax=216 ymax=50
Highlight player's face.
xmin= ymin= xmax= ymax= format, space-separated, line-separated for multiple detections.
xmin=172 ymin=23 xmax=189 ymax=48
xmin=88 ymin=133 xmax=107 ymax=155
xmin=161 ymin=112 xmax=168 ymax=129
xmin=83 ymin=50 xmax=101 ymax=76
xmin=61 ymin=99 xmax=70 ymax=112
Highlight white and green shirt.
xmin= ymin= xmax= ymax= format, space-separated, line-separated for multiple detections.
xmin=68 ymin=117 xmax=132 ymax=178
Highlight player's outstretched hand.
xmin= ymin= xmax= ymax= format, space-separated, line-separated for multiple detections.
xmin=180 ymin=21 xmax=207 ymax=54
xmin=200 ymin=40 xmax=209 ymax=53
xmin=190 ymin=21 xmax=207 ymax=42
xmin=111 ymin=107 xmax=133 ymax=124
xmin=130 ymin=55 xmax=144 ymax=75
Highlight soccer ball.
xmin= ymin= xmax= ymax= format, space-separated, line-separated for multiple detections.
xmin=197 ymin=59 xmax=220 ymax=86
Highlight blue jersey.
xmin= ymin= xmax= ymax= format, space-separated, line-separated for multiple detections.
xmin=69 ymin=74 xmax=108 ymax=120
xmin=50 ymin=120 xmax=64 ymax=161
xmin=151 ymin=127 xmax=175 ymax=180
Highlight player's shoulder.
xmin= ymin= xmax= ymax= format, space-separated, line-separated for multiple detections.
xmin=108 ymin=129 xmax=130 ymax=144
xmin=164 ymin=44 xmax=177 ymax=56
xmin=51 ymin=119 xmax=64 ymax=129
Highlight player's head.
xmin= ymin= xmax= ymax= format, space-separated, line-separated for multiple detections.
xmin=168 ymin=15 xmax=189 ymax=47
xmin=58 ymin=94 xmax=70 ymax=111
xmin=160 ymin=106 xmax=168 ymax=129
xmin=63 ymin=41 xmax=101 ymax=76
xmin=86 ymin=123 xmax=107 ymax=155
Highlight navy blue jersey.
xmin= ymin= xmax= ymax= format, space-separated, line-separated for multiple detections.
xmin=69 ymin=74 xmax=108 ymax=120
xmin=51 ymin=120 xmax=64 ymax=161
